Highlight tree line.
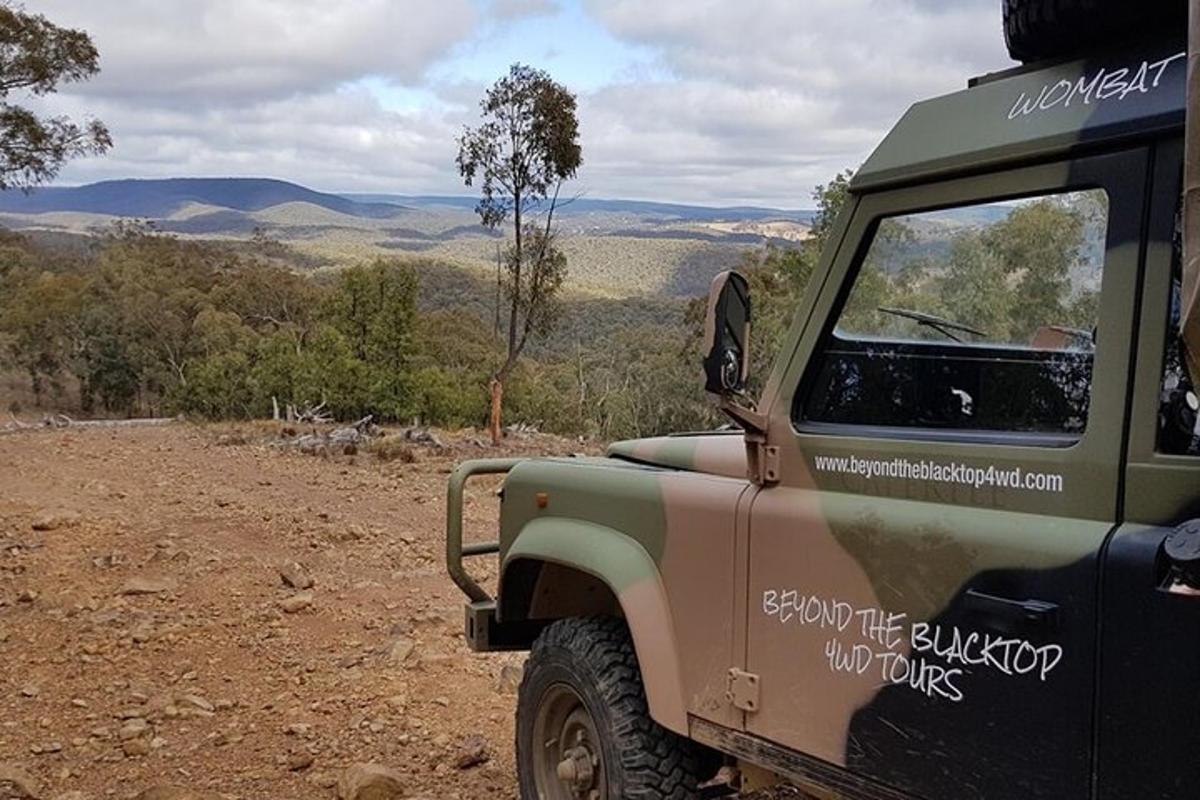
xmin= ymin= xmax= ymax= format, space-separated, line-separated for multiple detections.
xmin=0 ymin=224 xmax=720 ymax=440
xmin=0 ymin=169 xmax=1100 ymax=442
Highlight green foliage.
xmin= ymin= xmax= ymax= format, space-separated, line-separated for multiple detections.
xmin=0 ymin=5 xmax=111 ymax=189
xmin=458 ymin=64 xmax=583 ymax=438
xmin=839 ymin=194 xmax=1102 ymax=347
xmin=732 ymin=168 xmax=856 ymax=394
xmin=0 ymin=223 xmax=724 ymax=438
xmin=0 ymin=167 xmax=1108 ymax=448
xmin=456 ymin=63 xmax=582 ymax=230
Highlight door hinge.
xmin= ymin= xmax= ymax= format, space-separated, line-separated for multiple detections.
xmin=727 ymin=668 xmax=761 ymax=713
xmin=746 ymin=433 xmax=780 ymax=486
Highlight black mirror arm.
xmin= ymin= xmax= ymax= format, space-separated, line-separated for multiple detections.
xmin=719 ymin=393 xmax=768 ymax=437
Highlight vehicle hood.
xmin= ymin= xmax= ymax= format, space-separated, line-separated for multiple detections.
xmin=606 ymin=432 xmax=747 ymax=479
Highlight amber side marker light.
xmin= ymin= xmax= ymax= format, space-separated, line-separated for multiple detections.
xmin=535 ymin=492 xmax=549 ymax=509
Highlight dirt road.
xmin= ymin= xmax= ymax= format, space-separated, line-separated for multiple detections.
xmin=0 ymin=423 xmax=588 ymax=799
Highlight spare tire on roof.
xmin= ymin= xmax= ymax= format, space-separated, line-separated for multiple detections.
xmin=1003 ymin=0 xmax=1187 ymax=63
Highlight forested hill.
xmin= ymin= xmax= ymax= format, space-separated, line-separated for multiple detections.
xmin=0 ymin=177 xmax=405 ymax=219
xmin=0 ymin=177 xmax=814 ymax=224
xmin=345 ymin=193 xmax=816 ymax=222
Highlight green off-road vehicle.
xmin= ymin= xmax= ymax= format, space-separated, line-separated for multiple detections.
xmin=447 ymin=2 xmax=1200 ymax=797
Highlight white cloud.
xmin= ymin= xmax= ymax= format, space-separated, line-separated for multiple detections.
xmin=489 ymin=0 xmax=561 ymax=21
xmin=23 ymin=0 xmax=1017 ymax=204
xmin=571 ymin=0 xmax=1014 ymax=204
xmin=45 ymin=87 xmax=469 ymax=194
xmin=30 ymin=0 xmax=479 ymax=103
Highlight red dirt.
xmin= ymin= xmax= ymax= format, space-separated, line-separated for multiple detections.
xmin=0 ymin=423 xmax=592 ymax=799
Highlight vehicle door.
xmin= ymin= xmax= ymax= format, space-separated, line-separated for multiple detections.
xmin=1098 ymin=136 xmax=1200 ymax=800
xmin=743 ymin=151 xmax=1148 ymax=799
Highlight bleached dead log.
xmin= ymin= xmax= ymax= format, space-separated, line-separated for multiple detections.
xmin=273 ymin=414 xmax=379 ymax=455
xmin=0 ymin=416 xmax=177 ymax=436
xmin=399 ymin=426 xmax=445 ymax=449
xmin=289 ymin=401 xmax=331 ymax=424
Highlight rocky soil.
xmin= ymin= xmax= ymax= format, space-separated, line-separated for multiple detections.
xmin=0 ymin=423 xmax=596 ymax=800
xmin=0 ymin=423 xmax=807 ymax=800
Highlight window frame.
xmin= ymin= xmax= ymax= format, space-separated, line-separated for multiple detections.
xmin=1124 ymin=137 xmax=1200 ymax=526
xmin=756 ymin=151 xmax=1148 ymax=520
xmin=784 ymin=153 xmax=1147 ymax=451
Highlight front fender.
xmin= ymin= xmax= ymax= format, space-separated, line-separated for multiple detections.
xmin=502 ymin=516 xmax=689 ymax=735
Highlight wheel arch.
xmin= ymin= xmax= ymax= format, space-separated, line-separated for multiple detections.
xmin=500 ymin=516 xmax=689 ymax=735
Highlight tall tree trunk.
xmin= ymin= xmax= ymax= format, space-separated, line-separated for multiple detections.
xmin=494 ymin=242 xmax=502 ymax=338
xmin=489 ymin=377 xmax=503 ymax=445
xmin=508 ymin=191 xmax=522 ymax=360
xmin=490 ymin=190 xmax=523 ymax=444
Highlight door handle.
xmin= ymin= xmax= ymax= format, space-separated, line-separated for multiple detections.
xmin=964 ymin=589 xmax=1059 ymax=633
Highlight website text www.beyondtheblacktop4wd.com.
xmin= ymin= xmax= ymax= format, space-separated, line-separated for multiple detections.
xmin=812 ymin=454 xmax=1065 ymax=494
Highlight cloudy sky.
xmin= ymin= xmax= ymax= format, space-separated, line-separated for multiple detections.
xmin=30 ymin=0 xmax=1014 ymax=207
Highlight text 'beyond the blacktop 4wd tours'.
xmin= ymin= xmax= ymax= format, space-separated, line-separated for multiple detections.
xmin=812 ymin=453 xmax=1067 ymax=493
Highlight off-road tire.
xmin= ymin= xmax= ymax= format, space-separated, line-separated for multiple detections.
xmin=517 ymin=616 xmax=717 ymax=799
xmin=1002 ymin=0 xmax=1186 ymax=63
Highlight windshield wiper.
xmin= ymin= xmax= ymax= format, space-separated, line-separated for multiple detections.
xmin=876 ymin=306 xmax=987 ymax=343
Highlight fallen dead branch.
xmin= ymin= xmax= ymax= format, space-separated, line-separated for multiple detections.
xmin=397 ymin=426 xmax=446 ymax=449
xmin=1 ymin=414 xmax=178 ymax=436
xmin=273 ymin=415 xmax=380 ymax=456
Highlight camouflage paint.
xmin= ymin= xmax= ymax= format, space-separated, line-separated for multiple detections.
xmin=734 ymin=126 xmax=1148 ymax=796
xmin=499 ymin=456 xmax=749 ymax=734
xmin=607 ymin=432 xmax=747 ymax=479
xmin=454 ymin=34 xmax=1193 ymax=800
xmin=503 ymin=516 xmax=690 ymax=733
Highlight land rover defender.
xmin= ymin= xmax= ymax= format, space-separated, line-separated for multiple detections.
xmin=446 ymin=3 xmax=1200 ymax=798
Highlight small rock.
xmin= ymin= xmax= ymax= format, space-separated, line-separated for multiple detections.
xmin=379 ymin=636 xmax=415 ymax=665
xmin=454 ymin=734 xmax=490 ymax=770
xmin=31 ymin=512 xmax=79 ymax=531
xmin=286 ymin=752 xmax=314 ymax=772
xmin=92 ymin=551 xmax=126 ymax=569
xmin=496 ymin=664 xmax=523 ymax=694
xmin=279 ymin=561 xmax=314 ymax=590
xmin=122 ymin=738 xmax=151 ymax=757
xmin=280 ymin=592 xmax=313 ymax=614
xmin=0 ymin=763 xmax=41 ymax=798
xmin=119 ymin=577 xmax=177 ymax=596
xmin=20 ymin=685 xmax=39 ymax=698
xmin=179 ymin=695 xmax=214 ymax=713
xmin=336 ymin=763 xmax=405 ymax=800
xmin=118 ymin=719 xmax=149 ymax=741
xmin=130 ymin=624 xmax=155 ymax=644
xmin=307 ymin=772 xmax=337 ymax=789
xmin=135 ymin=787 xmax=226 ymax=800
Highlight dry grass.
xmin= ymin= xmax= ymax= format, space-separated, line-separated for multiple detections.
xmin=367 ymin=435 xmax=419 ymax=463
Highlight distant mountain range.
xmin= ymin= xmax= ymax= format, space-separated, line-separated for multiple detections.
xmin=0 ymin=178 xmax=405 ymax=219
xmin=0 ymin=178 xmax=819 ymax=299
xmin=0 ymin=177 xmax=813 ymax=223
xmin=345 ymin=193 xmax=816 ymax=223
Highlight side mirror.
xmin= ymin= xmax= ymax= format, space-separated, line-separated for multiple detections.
xmin=703 ymin=271 xmax=751 ymax=396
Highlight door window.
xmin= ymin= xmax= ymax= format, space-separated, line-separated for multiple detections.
xmin=798 ymin=189 xmax=1110 ymax=440
xmin=1155 ymin=204 xmax=1200 ymax=455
